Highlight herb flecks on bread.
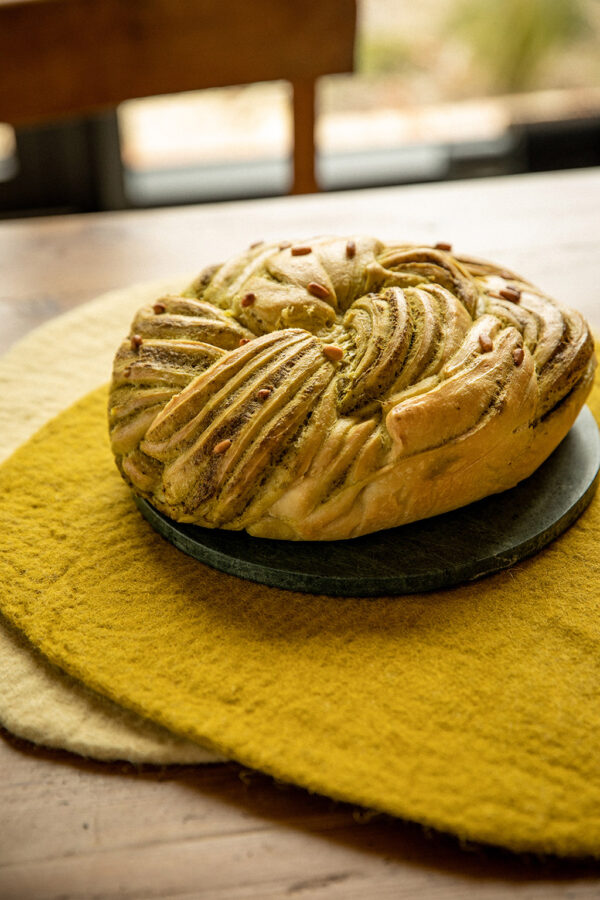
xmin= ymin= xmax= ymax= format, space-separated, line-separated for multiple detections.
xmin=108 ymin=237 xmax=595 ymax=540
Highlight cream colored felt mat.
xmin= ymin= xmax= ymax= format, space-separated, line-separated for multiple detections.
xmin=0 ymin=614 xmax=221 ymax=764
xmin=2 ymin=379 xmax=600 ymax=856
xmin=0 ymin=281 xmax=222 ymax=763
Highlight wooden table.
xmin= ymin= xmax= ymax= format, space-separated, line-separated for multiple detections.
xmin=2 ymin=169 xmax=600 ymax=898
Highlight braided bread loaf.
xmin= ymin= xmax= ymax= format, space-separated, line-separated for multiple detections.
xmin=108 ymin=237 xmax=595 ymax=540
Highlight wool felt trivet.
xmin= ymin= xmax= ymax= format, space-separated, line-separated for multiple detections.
xmin=0 ymin=613 xmax=221 ymax=764
xmin=0 ymin=280 xmax=221 ymax=762
xmin=1 ymin=376 xmax=600 ymax=855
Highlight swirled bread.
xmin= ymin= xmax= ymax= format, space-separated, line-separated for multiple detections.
xmin=108 ymin=237 xmax=596 ymax=540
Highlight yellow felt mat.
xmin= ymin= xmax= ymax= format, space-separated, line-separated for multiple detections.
xmin=1 ymin=382 xmax=600 ymax=856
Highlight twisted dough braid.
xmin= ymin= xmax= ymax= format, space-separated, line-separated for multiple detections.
xmin=108 ymin=237 xmax=595 ymax=540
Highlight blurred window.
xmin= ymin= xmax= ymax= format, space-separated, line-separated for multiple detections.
xmin=118 ymin=0 xmax=600 ymax=204
xmin=119 ymin=82 xmax=293 ymax=203
xmin=2 ymin=0 xmax=600 ymax=215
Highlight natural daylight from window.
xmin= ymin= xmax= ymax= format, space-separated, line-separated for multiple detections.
xmin=1 ymin=0 xmax=598 ymax=201
xmin=115 ymin=0 xmax=600 ymax=194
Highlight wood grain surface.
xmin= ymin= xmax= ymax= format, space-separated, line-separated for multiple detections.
xmin=1 ymin=169 xmax=600 ymax=898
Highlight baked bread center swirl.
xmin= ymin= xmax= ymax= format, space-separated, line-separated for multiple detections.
xmin=108 ymin=236 xmax=596 ymax=540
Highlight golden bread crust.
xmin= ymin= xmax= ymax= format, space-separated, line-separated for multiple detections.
xmin=108 ymin=237 xmax=596 ymax=540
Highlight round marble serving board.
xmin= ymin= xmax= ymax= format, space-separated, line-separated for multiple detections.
xmin=135 ymin=407 xmax=600 ymax=597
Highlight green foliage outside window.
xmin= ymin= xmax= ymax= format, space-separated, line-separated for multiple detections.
xmin=450 ymin=0 xmax=591 ymax=93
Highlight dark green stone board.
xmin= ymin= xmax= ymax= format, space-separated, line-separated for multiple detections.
xmin=135 ymin=406 xmax=600 ymax=597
